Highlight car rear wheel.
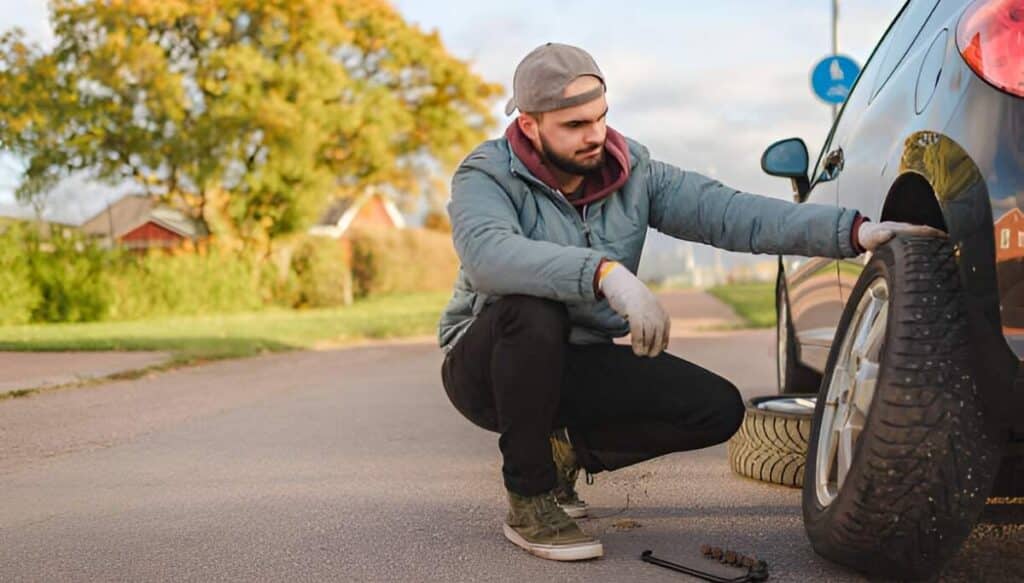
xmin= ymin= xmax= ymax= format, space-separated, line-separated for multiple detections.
xmin=777 ymin=276 xmax=823 ymax=394
xmin=802 ymin=236 xmax=1002 ymax=580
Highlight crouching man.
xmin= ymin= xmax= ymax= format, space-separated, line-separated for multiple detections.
xmin=437 ymin=42 xmax=941 ymax=561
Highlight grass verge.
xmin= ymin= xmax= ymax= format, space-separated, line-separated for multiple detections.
xmin=0 ymin=292 xmax=449 ymax=398
xmin=707 ymin=282 xmax=776 ymax=329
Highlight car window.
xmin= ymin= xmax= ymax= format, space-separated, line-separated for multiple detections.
xmin=869 ymin=0 xmax=941 ymax=101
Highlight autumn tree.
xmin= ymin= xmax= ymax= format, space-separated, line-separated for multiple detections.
xmin=0 ymin=0 xmax=501 ymax=250
xmin=422 ymin=209 xmax=452 ymax=233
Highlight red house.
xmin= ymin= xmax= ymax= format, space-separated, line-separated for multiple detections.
xmin=80 ymin=195 xmax=207 ymax=251
xmin=309 ymin=190 xmax=406 ymax=239
xmin=309 ymin=190 xmax=406 ymax=262
xmin=995 ymin=208 xmax=1024 ymax=263
xmin=309 ymin=190 xmax=405 ymax=272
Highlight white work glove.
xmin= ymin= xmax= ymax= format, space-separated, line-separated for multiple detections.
xmin=598 ymin=262 xmax=671 ymax=357
xmin=856 ymin=220 xmax=947 ymax=252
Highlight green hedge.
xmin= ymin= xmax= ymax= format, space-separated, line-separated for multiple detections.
xmin=349 ymin=227 xmax=459 ymax=298
xmin=107 ymin=251 xmax=266 ymax=320
xmin=1 ymin=226 xmax=114 ymax=324
xmin=274 ymin=236 xmax=353 ymax=309
xmin=0 ymin=226 xmax=41 ymax=325
xmin=29 ymin=242 xmax=112 ymax=323
xmin=0 ymin=226 xmax=358 ymax=324
xmin=0 ymin=223 xmax=454 ymax=324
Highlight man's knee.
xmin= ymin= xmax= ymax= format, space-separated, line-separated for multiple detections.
xmin=673 ymin=376 xmax=744 ymax=446
xmin=490 ymin=295 xmax=569 ymax=345
xmin=712 ymin=380 xmax=745 ymax=443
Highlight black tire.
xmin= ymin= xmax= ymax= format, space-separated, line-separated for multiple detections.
xmin=728 ymin=395 xmax=815 ymax=488
xmin=777 ymin=275 xmax=823 ymax=394
xmin=991 ymin=451 xmax=1024 ymax=497
xmin=802 ymin=236 xmax=1002 ymax=581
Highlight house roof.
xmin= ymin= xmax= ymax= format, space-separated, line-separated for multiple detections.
xmin=318 ymin=198 xmax=357 ymax=226
xmin=80 ymin=195 xmax=206 ymax=240
xmin=311 ymin=190 xmax=406 ymax=238
xmin=996 ymin=208 xmax=1024 ymax=226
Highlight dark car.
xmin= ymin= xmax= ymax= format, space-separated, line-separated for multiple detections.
xmin=759 ymin=0 xmax=1023 ymax=579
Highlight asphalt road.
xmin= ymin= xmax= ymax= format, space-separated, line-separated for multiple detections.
xmin=1 ymin=293 xmax=1021 ymax=582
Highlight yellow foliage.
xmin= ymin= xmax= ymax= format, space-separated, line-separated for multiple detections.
xmin=0 ymin=0 xmax=502 ymax=252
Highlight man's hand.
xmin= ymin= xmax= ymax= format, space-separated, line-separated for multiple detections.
xmin=598 ymin=262 xmax=671 ymax=357
xmin=857 ymin=221 xmax=947 ymax=252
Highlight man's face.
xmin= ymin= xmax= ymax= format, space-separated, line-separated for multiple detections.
xmin=521 ymin=75 xmax=608 ymax=176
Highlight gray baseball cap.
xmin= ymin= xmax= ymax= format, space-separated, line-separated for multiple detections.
xmin=504 ymin=43 xmax=606 ymax=116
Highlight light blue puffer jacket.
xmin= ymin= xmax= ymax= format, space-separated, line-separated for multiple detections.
xmin=437 ymin=134 xmax=859 ymax=353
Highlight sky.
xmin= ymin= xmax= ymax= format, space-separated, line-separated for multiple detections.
xmin=0 ymin=0 xmax=908 ymax=269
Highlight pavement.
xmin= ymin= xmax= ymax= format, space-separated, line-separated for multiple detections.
xmin=0 ymin=351 xmax=170 ymax=395
xmin=660 ymin=289 xmax=742 ymax=334
xmin=0 ymin=290 xmax=1020 ymax=581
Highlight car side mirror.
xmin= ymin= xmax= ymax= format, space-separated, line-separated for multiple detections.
xmin=761 ymin=138 xmax=811 ymax=202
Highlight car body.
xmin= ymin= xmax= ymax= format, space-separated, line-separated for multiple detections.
xmin=760 ymin=0 xmax=1023 ymax=576
xmin=772 ymin=0 xmax=1023 ymax=424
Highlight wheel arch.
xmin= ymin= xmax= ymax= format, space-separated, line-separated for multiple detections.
xmin=884 ymin=131 xmax=1019 ymax=426
xmin=879 ymin=171 xmax=947 ymax=231
xmin=882 ymin=131 xmax=988 ymax=235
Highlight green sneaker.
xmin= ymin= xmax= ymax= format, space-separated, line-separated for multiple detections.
xmin=503 ymin=490 xmax=603 ymax=561
xmin=550 ymin=428 xmax=588 ymax=518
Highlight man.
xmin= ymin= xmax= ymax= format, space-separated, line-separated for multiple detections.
xmin=437 ymin=43 xmax=943 ymax=562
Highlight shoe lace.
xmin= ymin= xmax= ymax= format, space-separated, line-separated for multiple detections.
xmin=536 ymin=494 xmax=574 ymax=533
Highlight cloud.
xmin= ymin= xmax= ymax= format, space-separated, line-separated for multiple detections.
xmin=0 ymin=0 xmax=54 ymax=47
xmin=0 ymin=171 xmax=137 ymax=225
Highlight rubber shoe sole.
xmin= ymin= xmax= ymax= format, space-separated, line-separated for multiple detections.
xmin=558 ymin=501 xmax=588 ymax=519
xmin=502 ymin=524 xmax=603 ymax=561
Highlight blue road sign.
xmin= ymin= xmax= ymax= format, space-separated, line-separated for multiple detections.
xmin=811 ymin=55 xmax=861 ymax=104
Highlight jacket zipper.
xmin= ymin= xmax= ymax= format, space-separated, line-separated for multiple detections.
xmin=582 ymin=204 xmax=592 ymax=246
xmin=556 ymin=188 xmax=591 ymax=248
xmin=511 ymin=166 xmax=593 ymax=248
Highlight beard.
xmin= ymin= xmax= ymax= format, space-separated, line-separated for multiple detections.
xmin=539 ymin=132 xmax=605 ymax=176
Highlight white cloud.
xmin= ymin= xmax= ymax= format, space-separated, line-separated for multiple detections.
xmin=0 ymin=0 xmax=54 ymax=47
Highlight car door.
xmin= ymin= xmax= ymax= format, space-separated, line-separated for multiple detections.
xmin=783 ymin=122 xmax=845 ymax=372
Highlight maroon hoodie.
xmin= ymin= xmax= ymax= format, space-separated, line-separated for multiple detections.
xmin=505 ymin=121 xmax=631 ymax=207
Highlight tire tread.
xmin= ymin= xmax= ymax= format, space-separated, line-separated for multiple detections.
xmin=804 ymin=236 xmax=1001 ymax=580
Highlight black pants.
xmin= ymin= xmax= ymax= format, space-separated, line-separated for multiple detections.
xmin=440 ymin=295 xmax=745 ymax=497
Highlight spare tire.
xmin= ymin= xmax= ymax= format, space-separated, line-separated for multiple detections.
xmin=728 ymin=395 xmax=816 ymax=487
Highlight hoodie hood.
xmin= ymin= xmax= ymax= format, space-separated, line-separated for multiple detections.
xmin=505 ymin=121 xmax=630 ymax=207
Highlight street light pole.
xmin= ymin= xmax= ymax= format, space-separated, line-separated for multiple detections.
xmin=831 ymin=0 xmax=839 ymax=121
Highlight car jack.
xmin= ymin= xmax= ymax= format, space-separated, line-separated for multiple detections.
xmin=641 ymin=546 xmax=769 ymax=582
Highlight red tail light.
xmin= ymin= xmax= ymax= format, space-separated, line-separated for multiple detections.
xmin=957 ymin=0 xmax=1024 ymax=97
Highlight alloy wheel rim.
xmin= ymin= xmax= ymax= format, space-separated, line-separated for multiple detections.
xmin=814 ymin=277 xmax=889 ymax=508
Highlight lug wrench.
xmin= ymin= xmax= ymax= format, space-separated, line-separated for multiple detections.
xmin=641 ymin=549 xmax=769 ymax=582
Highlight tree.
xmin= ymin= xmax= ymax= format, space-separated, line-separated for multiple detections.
xmin=422 ymin=209 xmax=451 ymax=233
xmin=0 ymin=0 xmax=501 ymax=251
